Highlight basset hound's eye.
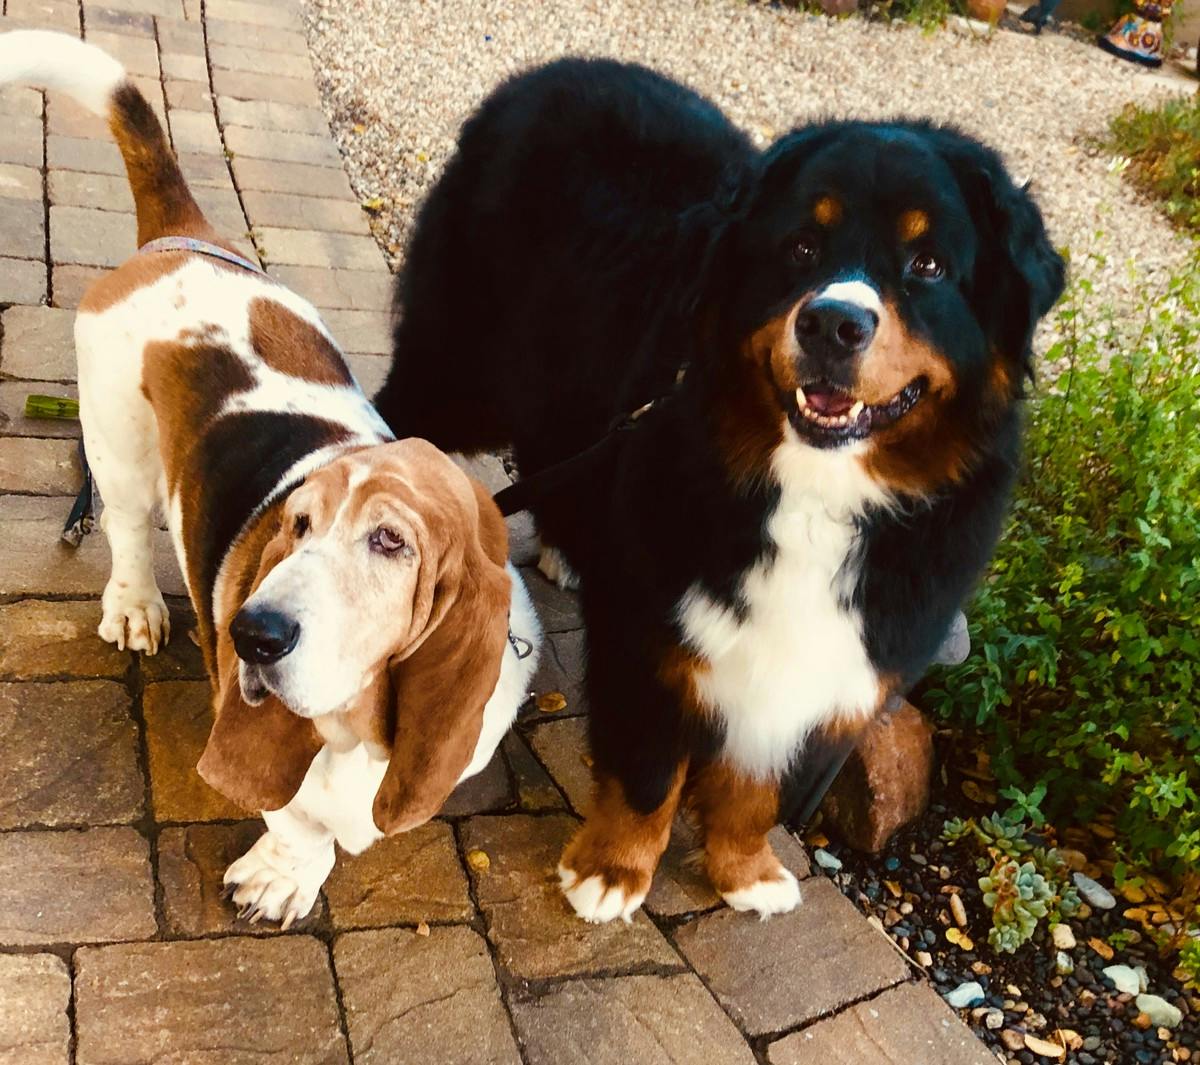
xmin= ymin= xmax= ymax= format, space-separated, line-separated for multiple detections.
xmin=293 ymin=513 xmax=310 ymax=537
xmin=909 ymin=252 xmax=945 ymax=281
xmin=369 ymin=526 xmax=412 ymax=558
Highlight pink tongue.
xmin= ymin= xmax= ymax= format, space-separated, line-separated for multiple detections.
xmin=806 ymin=389 xmax=855 ymax=416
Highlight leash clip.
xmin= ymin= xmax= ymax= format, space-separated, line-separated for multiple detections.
xmin=507 ymin=630 xmax=534 ymax=660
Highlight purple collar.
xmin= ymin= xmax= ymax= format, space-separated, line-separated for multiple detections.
xmin=138 ymin=235 xmax=266 ymax=276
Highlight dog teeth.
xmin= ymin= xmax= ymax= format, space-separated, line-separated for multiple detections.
xmin=848 ymin=400 xmax=865 ymax=419
xmin=795 ymin=386 xmax=808 ymax=408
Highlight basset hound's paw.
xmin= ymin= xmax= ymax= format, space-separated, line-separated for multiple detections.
xmin=720 ymin=866 xmax=801 ymax=921
xmin=223 ymin=834 xmax=333 ymax=930
xmin=557 ymin=861 xmax=649 ymax=924
xmin=537 ymin=545 xmax=580 ymax=591
xmin=98 ymin=585 xmax=169 ymax=655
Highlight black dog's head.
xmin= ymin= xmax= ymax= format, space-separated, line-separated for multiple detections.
xmin=708 ymin=120 xmax=1064 ymax=495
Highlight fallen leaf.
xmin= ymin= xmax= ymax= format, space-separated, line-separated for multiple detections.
xmin=806 ymin=831 xmax=830 ymax=848
xmin=946 ymin=928 xmax=974 ymax=950
xmin=415 ymin=921 xmax=430 ymax=937
xmin=884 ymin=880 xmax=902 ymax=898
xmin=1025 ymin=1034 xmax=1066 ymax=1059
xmin=1124 ymin=907 xmax=1149 ymax=923
xmin=351 ymin=123 xmax=366 ymax=134
xmin=950 ymin=893 xmax=968 ymax=928
xmin=1121 ymin=883 xmax=1148 ymax=904
xmin=1088 ymin=937 xmax=1114 ymax=961
xmin=537 ymin=691 xmax=567 ymax=713
xmin=961 ymin=779 xmax=995 ymax=804
xmin=361 ymin=196 xmax=386 ymax=212
xmin=466 ymin=849 xmax=491 ymax=873
xmin=1055 ymin=1029 xmax=1083 ymax=1051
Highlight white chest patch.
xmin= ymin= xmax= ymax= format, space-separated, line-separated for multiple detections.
xmin=676 ymin=432 xmax=893 ymax=779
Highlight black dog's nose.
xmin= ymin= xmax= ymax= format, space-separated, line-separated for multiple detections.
xmin=230 ymin=606 xmax=300 ymax=665
xmin=795 ymin=299 xmax=878 ymax=359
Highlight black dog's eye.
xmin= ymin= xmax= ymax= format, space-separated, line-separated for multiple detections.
xmin=369 ymin=526 xmax=409 ymax=557
xmin=909 ymin=252 xmax=945 ymax=280
xmin=293 ymin=514 xmax=310 ymax=537
xmin=793 ymin=235 xmax=820 ymax=267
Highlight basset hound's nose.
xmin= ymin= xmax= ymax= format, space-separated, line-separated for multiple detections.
xmin=796 ymin=299 xmax=878 ymax=361
xmin=230 ymin=606 xmax=301 ymax=665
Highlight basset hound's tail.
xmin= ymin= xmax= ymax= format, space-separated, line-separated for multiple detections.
xmin=0 ymin=30 xmax=211 ymax=245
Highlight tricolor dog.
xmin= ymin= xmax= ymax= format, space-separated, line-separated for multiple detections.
xmin=378 ymin=60 xmax=1064 ymax=923
xmin=0 ymin=31 xmax=540 ymax=927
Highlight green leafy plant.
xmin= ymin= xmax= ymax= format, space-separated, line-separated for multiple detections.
xmin=943 ymin=812 xmax=1080 ymax=953
xmin=1106 ymin=93 xmax=1200 ymax=234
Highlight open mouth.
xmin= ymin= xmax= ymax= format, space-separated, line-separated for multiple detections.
xmin=787 ymin=377 xmax=927 ymax=448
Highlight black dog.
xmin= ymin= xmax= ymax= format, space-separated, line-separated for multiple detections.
xmin=376 ymin=59 xmax=1064 ymax=923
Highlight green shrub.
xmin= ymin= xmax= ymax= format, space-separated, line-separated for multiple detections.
xmin=1107 ymin=93 xmax=1200 ymax=234
xmin=925 ymin=252 xmax=1200 ymax=878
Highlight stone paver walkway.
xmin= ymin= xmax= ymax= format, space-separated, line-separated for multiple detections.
xmin=0 ymin=2 xmax=994 ymax=1061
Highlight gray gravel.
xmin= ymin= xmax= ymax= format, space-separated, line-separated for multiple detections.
xmin=301 ymin=0 xmax=1195 ymax=323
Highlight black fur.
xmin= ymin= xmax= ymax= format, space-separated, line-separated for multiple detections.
xmin=376 ymin=59 xmax=1065 ymax=818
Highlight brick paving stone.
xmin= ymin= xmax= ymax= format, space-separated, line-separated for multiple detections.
xmin=0 ymin=953 xmax=71 ymax=1065
xmin=267 ymin=264 xmax=394 ymax=310
xmin=0 ymin=86 xmax=43 ymax=118
xmin=47 ymin=93 xmax=109 ymax=139
xmin=240 ymin=189 xmax=370 ymax=235
xmin=82 ymin=0 xmax=182 ymax=19
xmin=323 ymin=820 xmax=473 ymax=929
xmin=224 ymin=125 xmax=338 ymax=166
xmin=85 ymin=5 xmax=156 ymax=37
xmin=0 ymin=257 xmax=47 ymax=305
xmin=0 ymin=679 xmax=142 ymax=828
xmin=50 ymin=169 xmax=135 ymax=211
xmin=0 ymin=162 xmax=41 ymax=200
xmin=164 ymin=78 xmax=213 ymax=112
xmin=47 ymin=135 xmax=123 ymax=176
xmin=0 ymin=827 xmax=155 ymax=945
xmin=0 ymin=494 xmax=186 ymax=597
xmin=321 ymin=308 xmax=392 ymax=353
xmin=0 ymin=114 xmax=42 ymax=168
xmin=257 ymin=227 xmax=384 ymax=271
xmin=138 ymin=604 xmax=208 ymax=680
xmin=6 ymin=0 xmax=79 ymax=30
xmin=143 ymin=680 xmax=244 ymax=822
xmin=1 ymin=306 xmax=77 ymax=383
xmin=209 ymin=40 xmax=313 ymax=78
xmin=345 ymin=353 xmax=388 ymax=396
xmin=503 ymin=732 xmax=566 ymax=812
xmin=86 ymin=30 xmax=159 ymax=77
xmin=50 ymin=205 xmax=136 ymax=267
xmin=767 ymin=982 xmax=992 ymax=1065
xmin=522 ymin=628 xmax=587 ymax=721
xmin=177 ymin=151 xmax=239 ymax=190
xmin=205 ymin=0 xmax=302 ymax=29
xmin=673 ymin=876 xmax=909 ymax=1035
xmin=440 ymin=746 xmax=514 ymax=817
xmin=155 ymin=17 xmax=205 ymax=53
xmin=231 ymin=156 xmax=354 ymax=200
xmin=0 ymin=382 xmax=80 ymax=438
xmin=74 ymin=937 xmax=349 ymax=1065
xmin=511 ymin=974 xmax=759 ymax=1065
xmin=160 ymin=51 xmax=208 ymax=81
xmin=205 ymin=18 xmax=308 ymax=54
xmin=0 ymin=438 xmax=81 ymax=495
xmin=334 ymin=925 xmax=521 ymax=1065
xmin=157 ymin=820 xmax=325 ymax=935
xmin=169 ymin=108 xmax=224 ymax=155
xmin=522 ymin=568 xmax=585 ymax=633
xmin=0 ymin=599 xmax=126 ymax=678
xmin=0 ymin=199 xmax=46 ymax=261
xmin=51 ymin=264 xmax=108 ymax=308
xmin=461 ymin=814 xmax=679 ymax=980
xmin=528 ymin=716 xmax=591 ymax=814
xmin=212 ymin=68 xmax=320 ymax=107
xmin=216 ymin=96 xmax=329 ymax=135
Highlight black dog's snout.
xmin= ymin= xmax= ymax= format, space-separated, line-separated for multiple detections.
xmin=795 ymin=299 xmax=878 ymax=360
xmin=230 ymin=606 xmax=300 ymax=665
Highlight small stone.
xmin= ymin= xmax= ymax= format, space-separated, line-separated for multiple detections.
xmin=1056 ymin=952 xmax=1075 ymax=976
xmin=949 ymin=892 xmax=968 ymax=928
xmin=1051 ymin=924 xmax=1076 ymax=950
xmin=971 ymin=961 xmax=992 ymax=975
xmin=1024 ymin=1033 xmax=1066 ymax=1059
xmin=415 ymin=921 xmax=430 ymax=936
xmin=1135 ymin=994 xmax=1182 ymax=1029
xmin=1133 ymin=965 xmax=1149 ymax=992
xmin=466 ymin=849 xmax=491 ymax=873
xmin=536 ymin=691 xmax=567 ymax=713
xmin=884 ymin=856 xmax=901 ymax=872
xmin=985 ymin=1008 xmax=1004 ymax=1029
xmin=813 ymin=849 xmax=842 ymax=872
xmin=1000 ymin=1030 xmax=1025 ymax=1052
xmin=1073 ymin=873 xmax=1116 ymax=910
xmin=944 ymin=981 xmax=985 ymax=1009
xmin=899 ymin=901 xmax=913 ymax=915
xmin=915 ymin=950 xmax=933 ymax=967
xmin=1103 ymin=965 xmax=1142 ymax=995
xmin=1133 ymin=1012 xmax=1153 ymax=1030
xmin=1088 ymin=937 xmax=1115 ymax=961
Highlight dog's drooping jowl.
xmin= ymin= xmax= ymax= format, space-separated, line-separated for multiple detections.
xmin=376 ymin=59 xmax=1065 ymax=922
xmin=0 ymin=30 xmax=540 ymax=928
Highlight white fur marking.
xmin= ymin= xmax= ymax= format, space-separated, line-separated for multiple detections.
xmin=722 ymin=868 xmax=802 ymax=920
xmin=558 ymin=866 xmax=645 ymax=924
xmin=817 ymin=279 xmax=884 ymax=317
xmin=0 ymin=30 xmax=125 ymax=116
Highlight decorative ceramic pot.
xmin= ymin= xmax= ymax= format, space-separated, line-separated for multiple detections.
xmin=1098 ymin=0 xmax=1172 ymax=67
xmin=966 ymin=0 xmax=1007 ymax=21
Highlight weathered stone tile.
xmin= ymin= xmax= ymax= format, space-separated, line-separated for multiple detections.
xmin=240 ymin=189 xmax=370 ymax=235
xmin=51 ymin=264 xmax=108 ymax=308
xmin=50 ymin=205 xmax=136 ymax=267
xmin=439 ymin=747 xmax=513 ymax=817
xmin=47 ymin=135 xmax=123 ymax=176
xmin=204 ymin=0 xmax=302 ymax=29
xmin=334 ymin=926 xmax=520 ymax=1065
xmin=461 ymin=814 xmax=679 ymax=980
xmin=155 ymin=18 xmax=205 ymax=53
xmin=204 ymin=18 xmax=307 ymax=54
xmin=511 ymin=974 xmax=758 ymax=1065
xmin=1 ymin=306 xmax=77 ymax=383
xmin=0 ymin=827 xmax=155 ymax=945
xmin=0 ymin=953 xmax=71 ymax=1065
xmin=0 ymin=199 xmax=46 ymax=260
xmin=673 ymin=877 xmax=908 ymax=1035
xmin=257 ymin=227 xmax=384 ymax=271
xmin=49 ymin=169 xmax=133 ymax=211
xmin=143 ymin=680 xmax=244 ymax=822
xmin=0 ymin=599 xmax=125 ymax=678
xmin=321 ymin=308 xmax=392 ymax=354
xmin=160 ymin=51 xmax=208 ymax=82
xmin=266 ymin=264 xmax=393 ymax=310
xmin=81 ymin=0 xmax=181 ymax=19
xmin=6 ymin=0 xmax=78 ymax=31
xmin=209 ymin=41 xmax=312 ymax=79
xmin=176 ymin=151 xmax=236 ymax=190
xmin=216 ymin=96 xmax=329 ymax=135
xmin=0 ymin=495 xmax=185 ymax=596
xmin=0 ymin=680 xmax=142 ymax=828
xmin=0 ymin=114 xmax=42 ymax=168
xmin=0 ymin=162 xmax=41 ymax=200
xmin=46 ymin=93 xmax=108 ymax=140
xmin=528 ymin=716 xmax=591 ymax=814
xmin=344 ymin=353 xmax=387 ymax=397
xmin=523 ymin=628 xmax=587 ymax=722
xmin=138 ymin=603 xmax=207 ymax=680
xmin=211 ymin=68 xmax=319 ymax=107
xmin=503 ymin=732 xmax=565 ymax=812
xmin=0 ymin=437 xmax=81 ymax=495
xmin=164 ymin=77 xmax=212 ymax=112
xmin=0 ymin=256 xmax=48 ymax=305
xmin=223 ymin=126 xmax=337 ymax=167
xmin=168 ymin=109 xmax=224 ymax=155
xmin=86 ymin=31 xmax=159 ymax=78
xmin=0 ymin=85 xmax=43 ymax=118
xmin=324 ymin=820 xmax=472 ymax=930
xmin=767 ymin=982 xmax=991 ymax=1065
xmin=0 ymin=382 xmax=81 ymax=438
xmin=74 ymin=937 xmax=348 ymax=1065
xmin=85 ymin=5 xmax=156 ymax=38
xmin=521 ymin=567 xmax=585 ymax=633
xmin=232 ymin=156 xmax=354 ymax=200
xmin=157 ymin=820 xmax=324 ymax=936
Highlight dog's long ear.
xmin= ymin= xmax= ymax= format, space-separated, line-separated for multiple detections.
xmin=197 ymin=514 xmax=322 ymax=813
xmin=371 ymin=479 xmax=511 ymax=835
xmin=928 ymin=127 xmax=1066 ymax=377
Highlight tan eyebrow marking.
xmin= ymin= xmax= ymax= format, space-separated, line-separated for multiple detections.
xmin=813 ymin=196 xmax=842 ymax=227
xmin=898 ymin=209 xmax=930 ymax=242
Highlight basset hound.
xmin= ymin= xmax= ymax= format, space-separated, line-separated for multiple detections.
xmin=0 ymin=30 xmax=541 ymax=927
